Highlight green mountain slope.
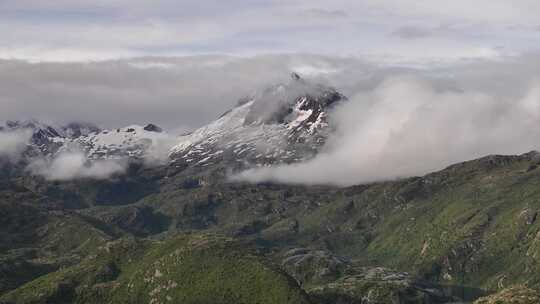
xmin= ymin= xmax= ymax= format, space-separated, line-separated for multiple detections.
xmin=0 ymin=234 xmax=310 ymax=304
xmin=473 ymin=285 xmax=540 ymax=304
xmin=4 ymin=151 xmax=540 ymax=302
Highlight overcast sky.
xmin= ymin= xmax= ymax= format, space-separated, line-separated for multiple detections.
xmin=1 ymin=0 xmax=540 ymax=62
xmin=1 ymin=1 xmax=540 ymax=131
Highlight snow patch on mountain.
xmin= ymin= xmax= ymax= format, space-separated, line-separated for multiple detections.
xmin=74 ymin=124 xmax=174 ymax=162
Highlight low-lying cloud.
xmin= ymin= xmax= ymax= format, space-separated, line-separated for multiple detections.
xmin=391 ymin=26 xmax=433 ymax=40
xmin=235 ymin=74 xmax=540 ymax=186
xmin=0 ymin=130 xmax=31 ymax=161
xmin=28 ymin=151 xmax=127 ymax=181
xmin=143 ymin=134 xmax=180 ymax=166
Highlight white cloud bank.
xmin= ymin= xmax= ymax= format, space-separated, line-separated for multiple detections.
xmin=235 ymin=75 xmax=540 ymax=186
xmin=28 ymin=151 xmax=126 ymax=181
xmin=0 ymin=130 xmax=31 ymax=161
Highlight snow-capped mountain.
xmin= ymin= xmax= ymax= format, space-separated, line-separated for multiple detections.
xmin=1 ymin=120 xmax=169 ymax=161
xmin=0 ymin=120 xmax=101 ymax=157
xmin=169 ymin=73 xmax=346 ymax=170
xmin=74 ymin=124 xmax=171 ymax=161
xmin=2 ymin=73 xmax=346 ymax=173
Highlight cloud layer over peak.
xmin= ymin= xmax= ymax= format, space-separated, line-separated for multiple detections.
xmin=235 ymin=74 xmax=540 ymax=186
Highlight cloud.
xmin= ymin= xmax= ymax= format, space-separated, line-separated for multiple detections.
xmin=0 ymin=55 xmax=379 ymax=131
xmin=290 ymin=64 xmax=341 ymax=77
xmin=0 ymin=130 xmax=32 ymax=161
xmin=0 ymin=0 xmax=538 ymax=62
xmin=301 ymin=8 xmax=348 ymax=19
xmin=142 ymin=133 xmax=179 ymax=166
xmin=28 ymin=151 xmax=126 ymax=181
xmin=390 ymin=24 xmax=472 ymax=41
xmin=391 ymin=26 xmax=433 ymax=39
xmin=234 ymin=73 xmax=540 ymax=186
xmin=3 ymin=52 xmax=539 ymax=132
xmin=0 ymin=56 xmax=282 ymax=130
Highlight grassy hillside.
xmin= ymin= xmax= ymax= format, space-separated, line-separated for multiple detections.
xmin=0 ymin=234 xmax=310 ymax=304
xmin=4 ymin=152 xmax=540 ymax=302
xmin=473 ymin=285 xmax=540 ymax=304
xmin=127 ymin=152 xmax=540 ymax=290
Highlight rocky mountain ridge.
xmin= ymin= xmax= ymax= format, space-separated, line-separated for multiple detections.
xmin=1 ymin=120 xmax=168 ymax=161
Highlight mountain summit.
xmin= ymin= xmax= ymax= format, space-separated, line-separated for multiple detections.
xmin=169 ymin=74 xmax=346 ymax=170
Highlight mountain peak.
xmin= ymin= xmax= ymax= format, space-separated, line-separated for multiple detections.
xmin=243 ymin=76 xmax=344 ymax=126
xmin=169 ymin=77 xmax=346 ymax=170
xmin=143 ymin=123 xmax=163 ymax=133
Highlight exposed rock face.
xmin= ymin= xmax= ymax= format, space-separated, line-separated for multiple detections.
xmin=308 ymin=267 xmax=457 ymax=304
xmin=282 ymin=248 xmax=350 ymax=285
xmin=143 ymin=124 xmax=162 ymax=133
xmin=280 ymin=248 xmax=461 ymax=303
